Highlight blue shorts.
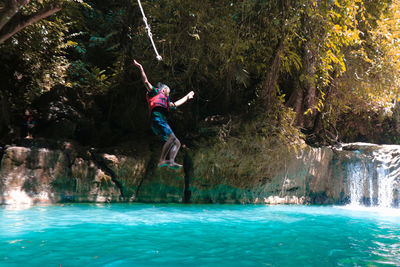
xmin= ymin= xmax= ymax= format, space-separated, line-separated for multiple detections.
xmin=151 ymin=115 xmax=173 ymax=142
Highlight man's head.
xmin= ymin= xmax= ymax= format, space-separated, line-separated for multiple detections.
xmin=157 ymin=82 xmax=170 ymax=96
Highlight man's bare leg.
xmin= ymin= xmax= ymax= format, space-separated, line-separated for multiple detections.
xmin=168 ymin=137 xmax=182 ymax=169
xmin=157 ymin=134 xmax=175 ymax=167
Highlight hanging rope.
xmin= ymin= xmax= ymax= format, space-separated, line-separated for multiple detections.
xmin=137 ymin=0 xmax=162 ymax=61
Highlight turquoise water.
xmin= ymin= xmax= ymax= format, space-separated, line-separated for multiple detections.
xmin=1 ymin=204 xmax=400 ymax=266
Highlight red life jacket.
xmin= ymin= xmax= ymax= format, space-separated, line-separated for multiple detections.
xmin=146 ymin=89 xmax=169 ymax=112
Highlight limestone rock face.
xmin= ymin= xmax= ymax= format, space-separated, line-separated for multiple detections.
xmin=54 ymin=156 xmax=122 ymax=203
xmin=95 ymin=153 xmax=149 ymax=201
xmin=0 ymin=146 xmax=67 ymax=204
xmin=188 ymin=145 xmax=349 ymax=204
xmin=0 ymin=144 xmax=185 ymax=205
xmin=0 ymin=146 xmax=126 ymax=204
xmin=135 ymin=167 xmax=185 ymax=203
xmin=1 ymin=141 xmax=394 ymax=205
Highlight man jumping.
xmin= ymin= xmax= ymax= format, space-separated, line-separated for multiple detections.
xmin=134 ymin=60 xmax=194 ymax=169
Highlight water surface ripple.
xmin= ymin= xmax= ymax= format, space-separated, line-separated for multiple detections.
xmin=1 ymin=204 xmax=400 ymax=266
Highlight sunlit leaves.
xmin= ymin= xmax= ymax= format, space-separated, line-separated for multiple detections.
xmin=1 ymin=0 xmax=399 ymax=144
xmin=335 ymin=0 xmax=400 ymax=115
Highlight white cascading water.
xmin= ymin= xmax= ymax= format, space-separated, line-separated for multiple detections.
xmin=376 ymin=154 xmax=392 ymax=208
xmin=347 ymin=161 xmax=365 ymax=207
xmin=346 ymin=144 xmax=400 ymax=208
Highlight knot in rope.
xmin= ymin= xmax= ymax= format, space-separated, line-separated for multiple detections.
xmin=137 ymin=0 xmax=162 ymax=61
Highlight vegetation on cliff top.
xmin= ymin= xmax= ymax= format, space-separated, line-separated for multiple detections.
xmin=1 ymin=0 xmax=400 ymax=147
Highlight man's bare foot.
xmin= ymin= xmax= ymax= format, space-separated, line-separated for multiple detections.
xmin=157 ymin=160 xmax=170 ymax=168
xmin=168 ymin=162 xmax=182 ymax=170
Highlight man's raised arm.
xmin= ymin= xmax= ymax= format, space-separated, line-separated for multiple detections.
xmin=133 ymin=60 xmax=153 ymax=92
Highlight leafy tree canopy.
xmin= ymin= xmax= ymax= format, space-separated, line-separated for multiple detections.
xmin=0 ymin=0 xmax=399 ymax=145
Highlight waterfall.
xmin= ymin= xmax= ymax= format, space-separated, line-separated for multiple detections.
xmin=345 ymin=144 xmax=400 ymax=208
xmin=347 ymin=160 xmax=365 ymax=206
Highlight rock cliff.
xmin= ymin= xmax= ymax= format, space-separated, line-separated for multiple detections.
xmin=0 ymin=138 xmax=360 ymax=205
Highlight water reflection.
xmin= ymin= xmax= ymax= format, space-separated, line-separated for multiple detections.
xmin=1 ymin=203 xmax=32 ymax=211
xmin=6 ymin=190 xmax=32 ymax=205
xmin=370 ymin=225 xmax=400 ymax=266
xmin=337 ymin=205 xmax=400 ymax=220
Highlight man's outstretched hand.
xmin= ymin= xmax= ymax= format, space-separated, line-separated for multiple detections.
xmin=187 ymin=91 xmax=195 ymax=99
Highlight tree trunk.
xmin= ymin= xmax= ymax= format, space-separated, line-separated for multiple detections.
xmin=0 ymin=95 xmax=11 ymax=138
xmin=312 ymin=77 xmax=338 ymax=144
xmin=262 ymin=40 xmax=284 ymax=102
xmin=303 ymin=42 xmax=317 ymax=129
xmin=285 ymin=41 xmax=317 ymax=129
xmin=260 ymin=0 xmax=289 ymax=106
xmin=286 ymin=82 xmax=305 ymax=127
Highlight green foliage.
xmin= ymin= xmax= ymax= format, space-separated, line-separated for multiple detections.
xmin=0 ymin=15 xmax=67 ymax=106
xmin=1 ymin=0 xmax=400 ymax=146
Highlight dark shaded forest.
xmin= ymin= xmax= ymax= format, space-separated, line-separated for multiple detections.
xmin=1 ymin=0 xmax=400 ymax=149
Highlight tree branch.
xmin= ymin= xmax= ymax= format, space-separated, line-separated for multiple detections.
xmin=0 ymin=3 xmax=61 ymax=45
